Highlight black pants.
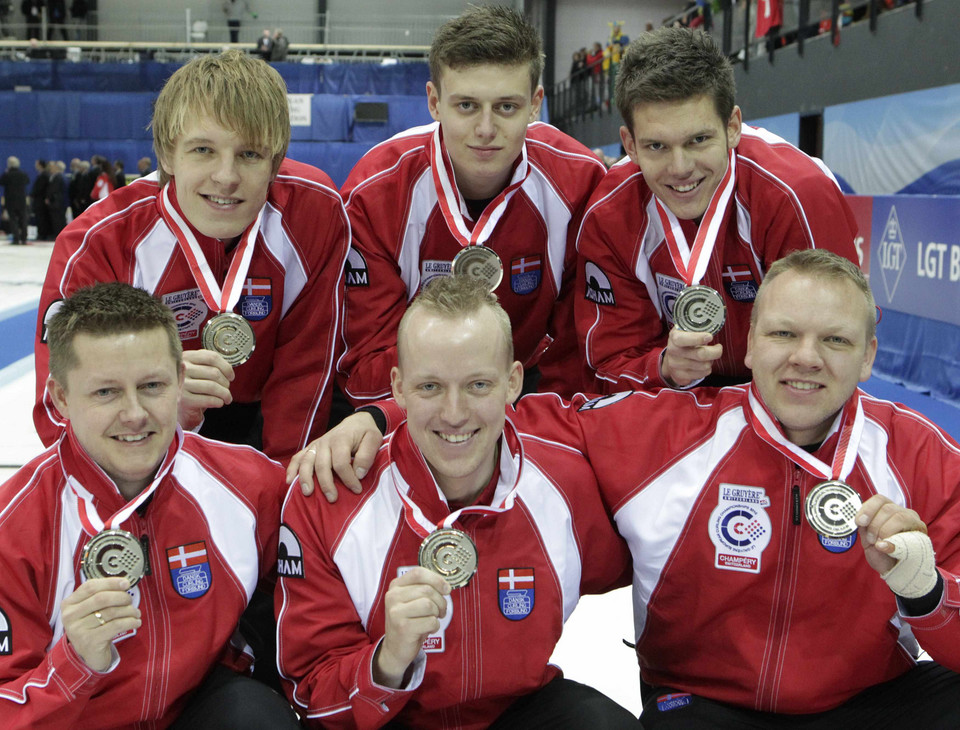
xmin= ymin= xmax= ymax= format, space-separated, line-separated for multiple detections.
xmin=171 ymin=665 xmax=301 ymax=729
xmin=640 ymin=662 xmax=960 ymax=730
xmin=6 ymin=204 xmax=28 ymax=244
xmin=490 ymin=677 xmax=639 ymax=729
xmin=228 ymin=19 xmax=240 ymax=43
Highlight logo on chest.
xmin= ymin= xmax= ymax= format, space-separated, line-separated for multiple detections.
xmin=162 ymin=288 xmax=208 ymax=341
xmin=720 ymin=264 xmax=758 ymax=303
xmin=239 ymin=277 xmax=272 ymax=321
xmin=708 ymin=484 xmax=772 ymax=574
xmin=511 ymin=256 xmax=541 ymax=295
xmin=421 ymin=259 xmax=452 ymax=288
xmin=166 ymin=541 xmax=212 ymax=599
xmin=655 ymin=273 xmax=684 ymax=324
xmin=0 ymin=608 xmax=10 ymax=655
xmin=498 ymin=567 xmax=535 ymax=620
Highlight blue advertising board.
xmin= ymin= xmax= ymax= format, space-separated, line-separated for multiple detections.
xmin=863 ymin=196 xmax=960 ymax=328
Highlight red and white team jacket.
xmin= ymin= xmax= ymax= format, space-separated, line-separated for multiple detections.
xmin=338 ymin=121 xmax=606 ymax=404
xmin=514 ymin=386 xmax=960 ymax=714
xmin=575 ymin=126 xmax=860 ymax=391
xmin=34 ymin=159 xmax=350 ymax=462
xmin=276 ymin=419 xmax=630 ymax=729
xmin=0 ymin=427 xmax=283 ymax=729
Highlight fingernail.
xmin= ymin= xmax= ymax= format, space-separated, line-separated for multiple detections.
xmin=356 ymin=468 xmax=367 ymax=479
xmin=856 ymin=514 xmax=869 ymax=526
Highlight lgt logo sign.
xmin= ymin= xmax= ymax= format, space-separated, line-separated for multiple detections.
xmin=877 ymin=206 xmax=906 ymax=302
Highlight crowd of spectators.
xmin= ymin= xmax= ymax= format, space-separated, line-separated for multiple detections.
xmin=0 ymin=153 xmax=150 ymax=243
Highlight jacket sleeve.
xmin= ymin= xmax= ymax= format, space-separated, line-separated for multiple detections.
xmin=337 ymin=183 xmax=408 ymax=407
xmin=752 ymin=162 xmax=860 ymax=268
xmin=896 ymin=424 xmax=960 ymax=669
xmin=536 ymin=160 xmax=606 ymax=398
xmin=0 ymin=517 xmax=105 ymax=729
xmin=276 ymin=486 xmax=420 ymax=729
xmin=34 ymin=220 xmax=125 ymax=446
xmin=575 ymin=197 xmax=670 ymax=392
xmin=260 ymin=190 xmax=350 ymax=463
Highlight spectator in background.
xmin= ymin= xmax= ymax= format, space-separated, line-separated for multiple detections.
xmin=113 ymin=159 xmax=127 ymax=188
xmin=585 ymin=41 xmax=604 ymax=109
xmin=270 ymin=28 xmax=289 ymax=61
xmin=46 ymin=160 xmax=67 ymax=238
xmin=21 ymin=0 xmax=42 ymax=40
xmin=570 ymin=49 xmax=587 ymax=111
xmin=0 ymin=156 xmax=30 ymax=245
xmin=136 ymin=156 xmax=152 ymax=177
xmin=89 ymin=155 xmax=115 ymax=202
xmin=609 ymin=20 xmax=629 ymax=48
xmin=222 ymin=0 xmax=255 ymax=44
xmin=47 ymin=0 xmax=69 ymax=40
xmin=30 ymin=158 xmax=50 ymax=240
xmin=74 ymin=159 xmax=93 ymax=215
xmin=255 ymin=27 xmax=273 ymax=61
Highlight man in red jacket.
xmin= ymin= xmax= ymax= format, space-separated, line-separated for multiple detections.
xmin=0 ymin=283 xmax=299 ymax=729
xmin=338 ymin=6 xmax=606 ymax=407
xmin=293 ymin=250 xmax=960 ymax=728
xmin=34 ymin=49 xmax=349 ymax=464
xmin=576 ymin=27 xmax=860 ymax=393
xmin=277 ymin=277 xmax=635 ymax=728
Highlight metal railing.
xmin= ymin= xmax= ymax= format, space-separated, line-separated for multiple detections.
xmin=548 ymin=0 xmax=923 ymax=131
xmin=0 ymin=9 xmax=450 ymax=59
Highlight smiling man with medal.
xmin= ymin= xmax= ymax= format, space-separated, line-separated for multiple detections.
xmin=337 ymin=6 xmax=608 ymax=409
xmin=277 ymin=276 xmax=634 ymax=728
xmin=576 ymin=26 xmax=860 ymax=393
xmin=0 ymin=283 xmax=300 ymax=728
xmin=299 ymin=250 xmax=960 ymax=727
xmin=34 ymin=49 xmax=350 ymax=464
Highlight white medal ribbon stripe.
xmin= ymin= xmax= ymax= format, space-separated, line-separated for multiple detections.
xmin=66 ymin=429 xmax=183 ymax=536
xmin=158 ymin=185 xmax=265 ymax=313
xmin=389 ymin=425 xmax=525 ymax=539
xmin=654 ymin=149 xmax=737 ymax=286
xmin=430 ymin=125 xmax=530 ymax=248
xmin=746 ymin=385 xmax=863 ymax=482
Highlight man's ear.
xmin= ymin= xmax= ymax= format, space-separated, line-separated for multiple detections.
xmin=47 ymin=375 xmax=69 ymax=420
xmin=390 ymin=366 xmax=406 ymax=409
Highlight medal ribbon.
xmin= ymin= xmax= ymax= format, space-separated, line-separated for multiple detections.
xmin=429 ymin=125 xmax=531 ymax=248
xmin=653 ymin=149 xmax=736 ymax=286
xmin=745 ymin=383 xmax=864 ymax=482
xmin=388 ymin=419 xmax=525 ymax=539
xmin=157 ymin=184 xmax=265 ymax=313
xmin=67 ymin=429 xmax=183 ymax=537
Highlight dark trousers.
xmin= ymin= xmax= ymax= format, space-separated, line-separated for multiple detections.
xmin=640 ymin=662 xmax=960 ymax=730
xmin=6 ymin=204 xmax=28 ymax=244
xmin=228 ymin=19 xmax=240 ymax=43
xmin=490 ymin=677 xmax=639 ymax=729
xmin=170 ymin=665 xmax=301 ymax=729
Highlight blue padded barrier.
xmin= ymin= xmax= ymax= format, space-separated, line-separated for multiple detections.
xmin=348 ymin=95 xmax=432 ymax=144
xmin=0 ymin=60 xmax=430 ymax=96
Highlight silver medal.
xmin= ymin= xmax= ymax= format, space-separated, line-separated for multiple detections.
xmin=82 ymin=529 xmax=147 ymax=586
xmin=804 ymin=480 xmax=862 ymax=538
xmin=673 ymin=285 xmax=726 ymax=334
xmin=452 ymin=246 xmax=503 ymax=292
xmin=202 ymin=312 xmax=256 ymax=366
xmin=418 ymin=528 xmax=478 ymax=589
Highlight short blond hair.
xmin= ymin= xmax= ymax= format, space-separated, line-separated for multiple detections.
xmin=398 ymin=276 xmax=514 ymax=366
xmin=152 ymin=50 xmax=290 ymax=187
xmin=754 ymin=249 xmax=876 ymax=340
